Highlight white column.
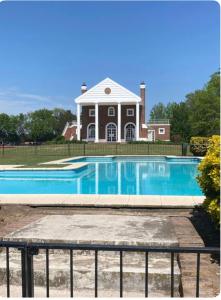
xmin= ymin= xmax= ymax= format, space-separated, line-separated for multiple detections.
xmin=95 ymin=163 xmax=99 ymax=194
xmin=95 ymin=103 xmax=99 ymax=143
xmin=118 ymin=162 xmax=122 ymax=194
xmin=136 ymin=102 xmax=140 ymax=141
xmin=77 ymin=104 xmax=81 ymax=141
xmin=77 ymin=178 xmax=81 ymax=194
xmin=117 ymin=103 xmax=121 ymax=142
xmin=136 ymin=163 xmax=140 ymax=195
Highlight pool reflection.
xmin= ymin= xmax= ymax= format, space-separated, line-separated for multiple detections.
xmin=75 ymin=160 xmax=200 ymax=195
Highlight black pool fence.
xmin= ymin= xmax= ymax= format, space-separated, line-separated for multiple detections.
xmin=0 ymin=142 xmax=195 ymax=158
xmin=0 ymin=240 xmax=219 ymax=298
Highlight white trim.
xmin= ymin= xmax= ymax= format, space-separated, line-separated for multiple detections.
xmin=108 ymin=106 xmax=115 ymax=116
xmin=147 ymin=130 xmax=155 ymax=142
xmin=75 ymin=77 xmax=141 ymax=104
xmin=117 ymin=103 xmax=121 ymax=142
xmin=89 ymin=108 xmax=95 ymax=117
xmin=147 ymin=123 xmax=170 ymax=126
xmin=95 ymin=104 xmax=99 ymax=143
xmin=124 ymin=122 xmax=136 ymax=141
xmin=126 ymin=108 xmax=134 ymax=116
xmin=77 ymin=104 xmax=81 ymax=141
xmin=62 ymin=122 xmax=69 ymax=136
xmin=158 ymin=128 xmax=165 ymax=135
xmin=136 ymin=103 xmax=140 ymax=140
xmin=105 ymin=122 xmax=117 ymax=142
xmin=87 ymin=123 xmax=95 ymax=141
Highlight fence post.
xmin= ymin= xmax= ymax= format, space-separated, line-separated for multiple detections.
xmin=21 ymin=246 xmax=38 ymax=298
xmin=21 ymin=248 xmax=27 ymax=297
xmin=83 ymin=143 xmax=86 ymax=156
xmin=116 ymin=143 xmax=118 ymax=155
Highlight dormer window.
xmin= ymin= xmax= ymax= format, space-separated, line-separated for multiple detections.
xmin=108 ymin=107 xmax=115 ymax=116
xmin=127 ymin=108 xmax=134 ymax=116
xmin=89 ymin=109 xmax=95 ymax=117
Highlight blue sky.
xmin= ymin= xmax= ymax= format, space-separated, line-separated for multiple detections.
xmin=0 ymin=1 xmax=219 ymax=118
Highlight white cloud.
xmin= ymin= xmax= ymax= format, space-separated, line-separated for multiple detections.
xmin=0 ymin=87 xmax=75 ymax=115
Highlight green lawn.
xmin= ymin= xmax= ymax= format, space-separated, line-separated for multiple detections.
xmin=0 ymin=143 xmax=190 ymax=166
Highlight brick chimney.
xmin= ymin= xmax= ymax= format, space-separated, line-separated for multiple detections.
xmin=81 ymin=82 xmax=87 ymax=94
xmin=140 ymin=81 xmax=146 ymax=125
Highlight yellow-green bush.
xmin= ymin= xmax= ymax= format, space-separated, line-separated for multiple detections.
xmin=197 ymin=135 xmax=220 ymax=227
xmin=190 ymin=137 xmax=209 ymax=156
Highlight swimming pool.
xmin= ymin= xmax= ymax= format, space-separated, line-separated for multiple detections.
xmin=0 ymin=156 xmax=203 ymax=195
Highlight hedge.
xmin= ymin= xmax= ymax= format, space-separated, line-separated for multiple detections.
xmin=197 ymin=135 xmax=220 ymax=227
xmin=190 ymin=136 xmax=209 ymax=156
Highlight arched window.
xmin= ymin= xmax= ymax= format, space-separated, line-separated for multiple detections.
xmin=125 ymin=123 xmax=135 ymax=141
xmin=106 ymin=123 xmax=117 ymax=142
xmin=87 ymin=123 xmax=95 ymax=140
xmin=108 ymin=107 xmax=115 ymax=117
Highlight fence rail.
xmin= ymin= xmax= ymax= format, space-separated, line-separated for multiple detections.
xmin=0 ymin=241 xmax=219 ymax=298
xmin=0 ymin=142 xmax=192 ymax=158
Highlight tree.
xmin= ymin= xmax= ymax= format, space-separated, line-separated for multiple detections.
xmin=150 ymin=102 xmax=167 ymax=120
xmin=169 ymin=102 xmax=190 ymax=142
xmin=0 ymin=113 xmax=21 ymax=144
xmin=26 ymin=109 xmax=56 ymax=142
xmin=52 ymin=108 xmax=76 ymax=136
xmin=149 ymin=71 xmax=220 ymax=141
xmin=186 ymin=72 xmax=220 ymax=137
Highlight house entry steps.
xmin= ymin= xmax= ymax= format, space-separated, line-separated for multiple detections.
xmin=0 ymin=215 xmax=181 ymax=297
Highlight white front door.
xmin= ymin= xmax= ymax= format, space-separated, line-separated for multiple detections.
xmin=147 ymin=130 xmax=155 ymax=142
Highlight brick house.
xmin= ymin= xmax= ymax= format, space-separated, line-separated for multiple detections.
xmin=63 ymin=78 xmax=170 ymax=142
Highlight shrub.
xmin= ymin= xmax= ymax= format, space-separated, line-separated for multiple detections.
xmin=197 ymin=135 xmax=220 ymax=227
xmin=190 ymin=137 xmax=209 ymax=156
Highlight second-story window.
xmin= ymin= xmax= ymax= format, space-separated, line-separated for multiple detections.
xmin=127 ymin=108 xmax=134 ymax=116
xmin=108 ymin=107 xmax=115 ymax=116
xmin=89 ymin=109 xmax=95 ymax=117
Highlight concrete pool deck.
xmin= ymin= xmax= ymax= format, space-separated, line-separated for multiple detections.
xmin=0 ymin=194 xmax=205 ymax=208
xmin=0 ymin=162 xmax=88 ymax=171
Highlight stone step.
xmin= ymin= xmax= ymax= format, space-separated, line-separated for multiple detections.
xmin=0 ymin=250 xmax=181 ymax=296
xmin=0 ymin=285 xmax=174 ymax=298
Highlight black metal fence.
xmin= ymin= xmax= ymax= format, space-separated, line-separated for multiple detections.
xmin=0 ymin=142 xmax=191 ymax=158
xmin=0 ymin=241 xmax=219 ymax=298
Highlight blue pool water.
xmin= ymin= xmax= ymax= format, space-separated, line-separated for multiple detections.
xmin=0 ymin=156 xmax=203 ymax=195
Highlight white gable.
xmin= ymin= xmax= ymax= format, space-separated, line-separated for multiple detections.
xmin=75 ymin=78 xmax=141 ymax=104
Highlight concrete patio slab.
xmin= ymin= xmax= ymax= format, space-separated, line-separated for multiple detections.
xmin=3 ymin=214 xmax=179 ymax=246
xmin=0 ymin=215 xmax=181 ymax=297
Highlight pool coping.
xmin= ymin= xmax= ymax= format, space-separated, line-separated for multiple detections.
xmin=0 ymin=194 xmax=205 ymax=208
xmin=41 ymin=155 xmax=203 ymax=165
xmin=0 ymin=162 xmax=89 ymax=171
